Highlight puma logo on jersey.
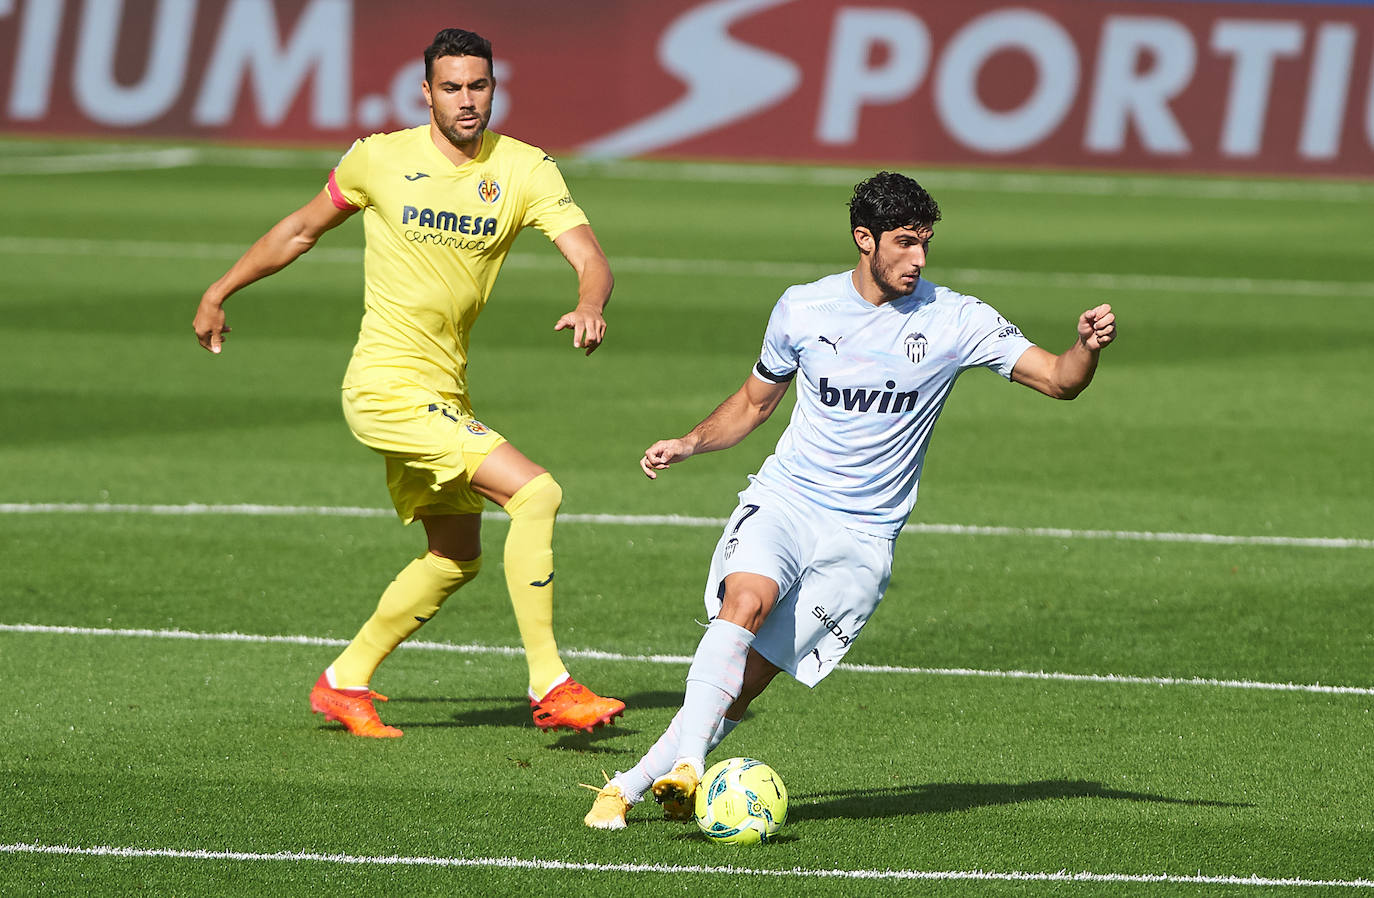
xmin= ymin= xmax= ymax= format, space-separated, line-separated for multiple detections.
xmin=530 ymin=572 xmax=555 ymax=587
xmin=404 ymin=172 xmax=430 ymax=181
xmin=818 ymin=377 xmax=919 ymax=413
xmin=818 ymin=335 xmax=842 ymax=353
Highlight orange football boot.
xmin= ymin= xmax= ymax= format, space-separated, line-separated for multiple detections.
xmin=309 ymin=672 xmax=403 ymax=738
xmin=530 ymin=678 xmax=625 ymax=733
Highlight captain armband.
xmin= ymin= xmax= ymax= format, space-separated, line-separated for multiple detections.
xmin=754 ymin=361 xmax=796 ymax=384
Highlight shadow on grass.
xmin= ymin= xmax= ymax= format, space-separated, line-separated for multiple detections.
xmin=384 ymin=689 xmax=689 ymax=736
xmin=790 ymin=780 xmax=1252 ymax=821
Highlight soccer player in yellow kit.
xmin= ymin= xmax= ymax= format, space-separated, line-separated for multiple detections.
xmin=193 ymin=28 xmax=624 ymax=737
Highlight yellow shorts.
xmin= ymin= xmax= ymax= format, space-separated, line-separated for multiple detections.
xmin=342 ymin=382 xmax=506 ymax=524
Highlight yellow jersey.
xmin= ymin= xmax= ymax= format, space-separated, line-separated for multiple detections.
xmin=327 ymin=126 xmax=589 ymax=397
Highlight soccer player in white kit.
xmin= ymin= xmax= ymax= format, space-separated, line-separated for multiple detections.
xmin=583 ymin=172 xmax=1116 ymax=829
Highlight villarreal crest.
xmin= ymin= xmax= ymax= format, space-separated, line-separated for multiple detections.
xmin=477 ymin=177 xmax=501 ymax=204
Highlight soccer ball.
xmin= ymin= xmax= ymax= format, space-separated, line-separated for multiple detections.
xmin=694 ymin=757 xmax=788 ymax=845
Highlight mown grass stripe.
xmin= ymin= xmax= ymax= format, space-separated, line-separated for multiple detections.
xmin=4 ymin=623 xmax=1370 ymax=697
xmin=3 ymin=143 xmax=1370 ymax=205
xmin=0 ymin=502 xmax=1368 ymax=550
xmin=1 ymin=236 xmax=1371 ymax=297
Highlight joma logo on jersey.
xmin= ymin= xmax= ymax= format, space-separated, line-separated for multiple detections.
xmin=818 ymin=377 xmax=918 ymax=413
xmin=401 ymin=205 xmax=497 ymax=236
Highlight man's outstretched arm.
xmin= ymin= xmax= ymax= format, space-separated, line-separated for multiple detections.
xmin=552 ymin=223 xmax=614 ymax=356
xmin=641 ymin=375 xmax=791 ymax=479
xmin=1011 ymin=303 xmax=1117 ymax=399
xmin=193 ymin=188 xmax=356 ymax=354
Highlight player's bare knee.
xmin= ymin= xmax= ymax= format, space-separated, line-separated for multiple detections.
xmin=426 ymin=537 xmax=482 ymax=563
xmin=420 ymin=511 xmax=482 ymax=560
xmin=718 ymin=589 xmax=772 ymax=633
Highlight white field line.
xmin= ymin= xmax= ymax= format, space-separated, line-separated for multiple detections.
xmin=1 ymin=502 xmax=1370 ymax=550
xmin=0 ymin=148 xmax=201 ymax=174
xmin=560 ymin=158 xmax=1374 ymax=205
xmin=0 ymin=146 xmax=337 ymax=174
xmin=5 ymin=623 xmax=1372 ymax=697
xmin=1 ymin=234 xmax=1371 ymax=297
xmin=2 ymin=143 xmax=1371 ymax=205
xmin=2 ymin=843 xmax=1371 ymax=888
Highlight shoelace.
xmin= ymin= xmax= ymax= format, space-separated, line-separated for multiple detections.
xmin=577 ymin=770 xmax=617 ymax=794
xmin=334 ymin=687 xmax=388 ymax=703
xmin=538 ymin=681 xmax=587 ymax=705
xmin=556 ymin=682 xmax=588 ymax=700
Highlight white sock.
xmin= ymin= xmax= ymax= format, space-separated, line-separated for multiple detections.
xmin=616 ymin=713 xmax=742 ymax=804
xmin=672 ymin=618 xmax=753 ymax=774
xmin=616 ymin=709 xmax=684 ymax=804
xmin=530 ymin=671 xmax=569 ymax=702
xmin=709 ymin=716 xmax=741 ymax=753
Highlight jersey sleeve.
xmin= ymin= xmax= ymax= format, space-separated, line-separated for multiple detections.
xmin=326 ymin=137 xmax=371 ymax=210
xmin=956 ymin=294 xmax=1035 ymax=379
xmin=520 ymin=154 xmax=590 ymax=241
xmin=753 ymin=295 xmax=799 ymax=383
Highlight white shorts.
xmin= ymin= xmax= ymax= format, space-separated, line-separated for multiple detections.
xmin=702 ymin=485 xmax=894 ymax=687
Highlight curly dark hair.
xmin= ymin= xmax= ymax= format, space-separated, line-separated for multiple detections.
xmin=848 ymin=172 xmax=941 ymax=240
xmin=424 ymin=28 xmax=494 ymax=83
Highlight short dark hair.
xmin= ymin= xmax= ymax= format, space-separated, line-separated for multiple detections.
xmin=848 ymin=172 xmax=941 ymax=241
xmin=424 ymin=28 xmax=494 ymax=82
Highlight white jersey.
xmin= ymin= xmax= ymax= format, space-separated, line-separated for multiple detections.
xmin=749 ymin=270 xmax=1034 ymax=538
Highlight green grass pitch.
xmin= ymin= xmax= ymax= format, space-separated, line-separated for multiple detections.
xmin=1 ymin=138 xmax=1371 ymax=895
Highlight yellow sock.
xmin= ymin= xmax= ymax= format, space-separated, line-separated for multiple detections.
xmin=331 ymin=552 xmax=481 ymax=688
xmin=503 ymin=472 xmax=568 ymax=698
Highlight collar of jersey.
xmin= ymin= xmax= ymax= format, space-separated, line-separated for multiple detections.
xmin=843 ymin=269 xmax=934 ymax=313
xmin=424 ymin=128 xmax=494 ymax=172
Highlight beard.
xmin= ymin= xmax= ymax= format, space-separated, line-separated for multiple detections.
xmin=867 ymin=251 xmax=920 ymax=298
xmin=435 ymin=110 xmax=488 ymax=151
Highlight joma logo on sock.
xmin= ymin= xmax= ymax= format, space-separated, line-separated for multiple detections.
xmin=818 ymin=377 xmax=918 ymax=413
